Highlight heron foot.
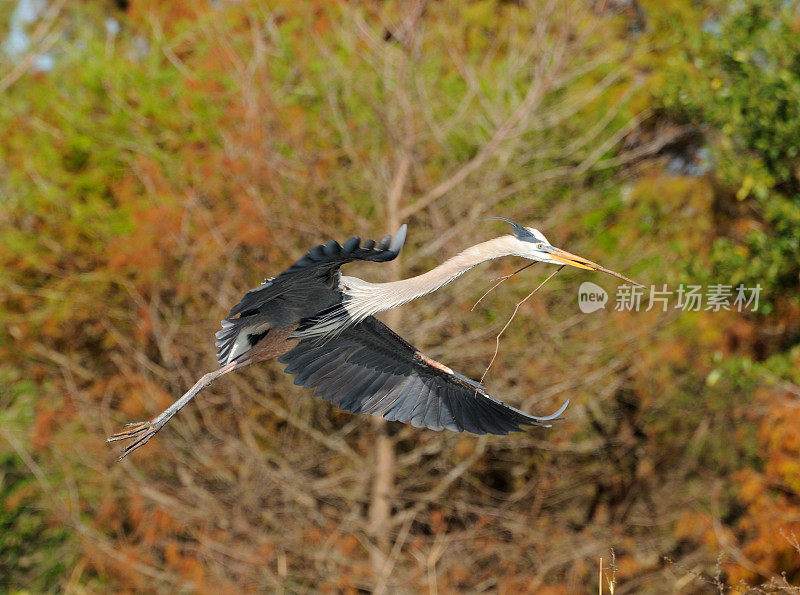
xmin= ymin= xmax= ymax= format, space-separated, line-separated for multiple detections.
xmin=106 ymin=420 xmax=162 ymax=461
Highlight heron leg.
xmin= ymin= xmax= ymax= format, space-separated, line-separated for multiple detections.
xmin=107 ymin=357 xmax=252 ymax=461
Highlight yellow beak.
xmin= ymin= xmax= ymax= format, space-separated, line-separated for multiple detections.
xmin=545 ymin=246 xmax=644 ymax=287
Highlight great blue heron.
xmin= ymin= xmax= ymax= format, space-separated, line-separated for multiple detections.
xmin=108 ymin=218 xmax=640 ymax=460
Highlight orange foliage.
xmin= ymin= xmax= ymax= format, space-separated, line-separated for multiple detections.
xmin=675 ymin=510 xmax=719 ymax=549
xmin=730 ymin=393 xmax=800 ymax=585
xmin=127 ymin=0 xmax=205 ymax=32
xmin=31 ymin=408 xmax=56 ymax=450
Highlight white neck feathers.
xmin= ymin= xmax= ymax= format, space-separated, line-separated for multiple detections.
xmin=343 ymin=235 xmax=522 ymax=321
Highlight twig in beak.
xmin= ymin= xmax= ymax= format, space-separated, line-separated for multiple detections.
xmin=471 ymin=262 xmax=538 ymax=312
xmin=479 ymin=265 xmax=565 ymax=387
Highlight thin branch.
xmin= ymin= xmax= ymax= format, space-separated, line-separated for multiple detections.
xmin=399 ymin=49 xmax=565 ymax=220
xmin=471 ymin=262 xmax=538 ymax=312
xmin=0 ymin=0 xmax=66 ymax=94
xmin=479 ymin=266 xmax=565 ymax=386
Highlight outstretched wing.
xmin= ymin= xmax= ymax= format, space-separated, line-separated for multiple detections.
xmin=227 ymin=224 xmax=407 ymax=319
xmin=215 ymin=225 xmax=407 ymax=365
xmin=277 ymin=315 xmax=568 ymax=434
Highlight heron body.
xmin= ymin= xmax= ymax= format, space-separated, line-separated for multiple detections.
xmin=109 ymin=219 xmax=639 ymax=459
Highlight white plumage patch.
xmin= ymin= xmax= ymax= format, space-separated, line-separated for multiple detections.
xmin=222 ymin=320 xmax=271 ymax=364
xmin=226 ymin=331 xmax=253 ymax=364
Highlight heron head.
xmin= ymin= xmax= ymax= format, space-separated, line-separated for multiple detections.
xmin=486 ymin=217 xmax=643 ymax=287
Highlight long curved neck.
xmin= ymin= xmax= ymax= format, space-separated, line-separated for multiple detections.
xmin=343 ymin=235 xmax=520 ymax=321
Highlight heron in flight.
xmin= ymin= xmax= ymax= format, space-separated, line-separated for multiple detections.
xmin=108 ymin=218 xmax=639 ymax=459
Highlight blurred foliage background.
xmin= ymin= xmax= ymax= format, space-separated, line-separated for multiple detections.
xmin=2 ymin=0 xmax=800 ymax=592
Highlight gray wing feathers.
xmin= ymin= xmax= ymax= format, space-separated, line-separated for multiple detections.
xmin=278 ymin=315 xmax=568 ymax=435
xmin=215 ymin=318 xmax=239 ymax=366
xmin=216 ymin=225 xmax=407 ymax=365
xmin=226 ymin=225 xmax=407 ymax=319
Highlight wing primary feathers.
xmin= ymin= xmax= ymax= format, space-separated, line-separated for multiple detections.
xmin=423 ymin=386 xmax=443 ymax=431
xmin=279 ymin=315 xmax=568 ymax=435
xmin=223 ymin=226 xmax=407 ymax=323
xmin=334 ymin=369 xmax=374 ymax=407
xmin=398 ymin=376 xmax=425 ymax=424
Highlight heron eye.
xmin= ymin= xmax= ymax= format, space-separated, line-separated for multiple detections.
xmin=536 ymin=243 xmax=544 ymax=250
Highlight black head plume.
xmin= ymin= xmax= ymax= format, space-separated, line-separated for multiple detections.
xmin=482 ymin=217 xmax=539 ymax=243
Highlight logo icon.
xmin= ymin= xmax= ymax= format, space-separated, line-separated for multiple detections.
xmin=578 ymin=282 xmax=608 ymax=313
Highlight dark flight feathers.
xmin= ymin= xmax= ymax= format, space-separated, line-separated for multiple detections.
xmin=215 ymin=225 xmax=407 ymax=365
xmin=278 ymin=315 xmax=568 ymax=434
xmin=226 ymin=225 xmax=407 ymax=319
